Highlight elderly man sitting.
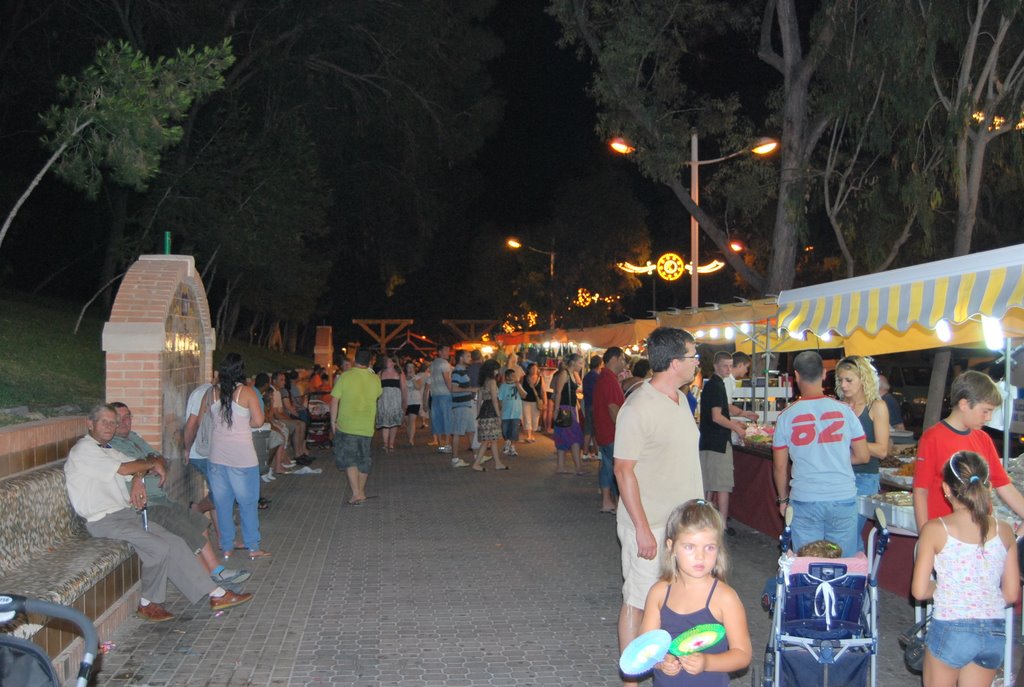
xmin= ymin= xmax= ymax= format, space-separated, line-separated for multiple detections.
xmin=65 ymin=404 xmax=254 ymax=622
xmin=108 ymin=402 xmax=251 ymax=590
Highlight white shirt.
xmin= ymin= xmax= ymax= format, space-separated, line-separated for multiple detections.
xmin=986 ymin=379 xmax=1017 ymax=432
xmin=64 ymin=435 xmax=133 ymax=522
xmin=724 ymin=374 xmax=738 ymax=405
xmin=185 ymin=383 xmax=213 ymax=461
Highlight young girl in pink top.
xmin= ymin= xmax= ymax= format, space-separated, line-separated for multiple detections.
xmin=911 ymin=451 xmax=1019 ymax=686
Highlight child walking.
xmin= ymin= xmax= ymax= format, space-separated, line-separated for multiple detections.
xmin=911 ymin=451 xmax=1019 ymax=687
xmin=640 ymin=499 xmax=751 ymax=685
xmin=498 ymin=369 xmax=525 ymax=456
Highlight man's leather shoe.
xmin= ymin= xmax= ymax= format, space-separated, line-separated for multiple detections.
xmin=210 ymin=590 xmax=253 ymax=611
xmin=136 ymin=603 xmax=174 ymax=622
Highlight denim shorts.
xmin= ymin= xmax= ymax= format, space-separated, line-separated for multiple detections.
xmin=927 ymin=618 xmax=1005 ymax=669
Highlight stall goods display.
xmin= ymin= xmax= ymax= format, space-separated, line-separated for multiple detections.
xmin=744 ymin=424 xmax=775 ymax=444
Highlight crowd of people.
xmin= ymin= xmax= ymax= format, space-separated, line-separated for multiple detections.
xmin=58 ymin=331 xmax=1020 ymax=686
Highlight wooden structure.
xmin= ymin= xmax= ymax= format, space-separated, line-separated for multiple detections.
xmin=441 ymin=319 xmax=499 ymax=343
xmin=352 ymin=319 xmax=413 ymax=351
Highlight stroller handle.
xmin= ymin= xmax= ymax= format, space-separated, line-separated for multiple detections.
xmin=0 ymin=594 xmax=98 ymax=686
xmin=778 ymin=505 xmax=795 ymax=553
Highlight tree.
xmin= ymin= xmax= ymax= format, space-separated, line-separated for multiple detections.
xmin=902 ymin=0 xmax=1024 ymax=427
xmin=548 ymin=0 xmax=848 ymax=295
xmin=0 ymin=39 xmax=234 ymax=252
xmin=142 ymin=102 xmax=332 ymax=348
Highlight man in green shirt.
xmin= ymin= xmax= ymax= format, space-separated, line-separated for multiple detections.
xmin=330 ymin=349 xmax=383 ymax=505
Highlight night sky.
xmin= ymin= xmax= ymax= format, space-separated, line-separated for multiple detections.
xmin=470 ymin=0 xmax=722 ymax=319
xmin=0 ymin=1 xmax=771 ymax=343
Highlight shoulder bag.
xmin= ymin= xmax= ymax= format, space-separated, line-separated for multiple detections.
xmin=193 ymin=393 xmax=215 ymax=456
xmin=898 ymin=614 xmax=929 ymax=672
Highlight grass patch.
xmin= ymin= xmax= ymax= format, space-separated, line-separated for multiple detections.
xmin=0 ymin=291 xmax=314 ymax=418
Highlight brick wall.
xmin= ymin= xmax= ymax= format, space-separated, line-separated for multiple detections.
xmin=102 ymin=255 xmax=215 ymax=504
xmin=0 ymin=417 xmax=86 ymax=478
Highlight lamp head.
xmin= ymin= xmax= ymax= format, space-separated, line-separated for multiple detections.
xmin=609 ymin=137 xmax=636 ymax=155
xmin=507 ymin=238 xmax=522 ymax=249
xmin=751 ymin=138 xmax=779 ymax=156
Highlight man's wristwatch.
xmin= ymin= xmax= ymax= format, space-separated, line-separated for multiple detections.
xmin=776 ymin=496 xmax=790 ymax=505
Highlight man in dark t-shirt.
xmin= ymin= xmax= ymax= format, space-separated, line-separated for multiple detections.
xmin=699 ymin=352 xmax=748 ymax=535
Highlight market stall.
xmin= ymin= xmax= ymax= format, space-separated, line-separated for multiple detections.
xmin=773 ymin=244 xmax=1024 ymax=596
xmin=555 ymin=319 xmax=658 ymax=350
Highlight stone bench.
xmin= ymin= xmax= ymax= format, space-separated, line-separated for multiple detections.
xmin=0 ymin=464 xmax=139 ymax=661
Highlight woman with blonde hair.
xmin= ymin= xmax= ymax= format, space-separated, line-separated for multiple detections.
xmin=836 ymin=355 xmax=890 ymax=552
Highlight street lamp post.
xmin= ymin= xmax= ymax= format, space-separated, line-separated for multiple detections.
xmin=610 ymin=134 xmax=778 ymax=309
xmin=507 ymin=238 xmax=556 ymax=329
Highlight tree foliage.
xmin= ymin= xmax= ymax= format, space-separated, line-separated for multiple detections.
xmin=0 ymin=38 xmax=233 ymax=252
xmin=0 ymin=0 xmax=505 ymax=348
xmin=40 ymin=39 xmax=234 ymax=197
xmin=549 ymin=0 xmax=851 ymax=295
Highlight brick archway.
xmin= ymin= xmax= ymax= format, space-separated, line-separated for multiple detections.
xmin=102 ymin=256 xmax=215 ymax=479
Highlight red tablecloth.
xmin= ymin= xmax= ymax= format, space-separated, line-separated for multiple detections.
xmin=730 ymin=445 xmax=915 ymax=598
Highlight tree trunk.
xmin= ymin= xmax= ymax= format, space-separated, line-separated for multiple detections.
xmin=224 ymin=299 xmax=241 ymax=343
xmin=100 ymin=186 xmax=129 ymax=310
xmin=0 ymin=119 xmax=92 ymax=253
xmin=760 ymin=0 xmax=834 ymax=294
xmin=284 ymin=320 xmax=298 ymax=353
xmin=923 ymin=349 xmax=951 ymax=429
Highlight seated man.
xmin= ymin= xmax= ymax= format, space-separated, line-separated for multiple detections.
xmin=108 ymin=402 xmax=251 ymax=590
xmin=286 ymin=369 xmax=312 ymax=423
xmin=256 ymin=373 xmax=296 ymax=478
xmin=65 ymin=404 xmax=253 ymax=622
xmin=271 ymin=371 xmax=309 ymax=461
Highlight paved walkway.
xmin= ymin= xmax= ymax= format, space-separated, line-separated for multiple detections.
xmin=85 ymin=430 xmax=1008 ymax=686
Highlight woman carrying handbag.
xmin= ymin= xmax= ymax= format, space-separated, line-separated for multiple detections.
xmin=552 ymin=354 xmax=584 ymax=475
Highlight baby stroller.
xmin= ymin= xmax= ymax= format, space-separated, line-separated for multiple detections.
xmin=762 ymin=507 xmax=890 ymax=687
xmin=305 ymin=399 xmax=332 ymax=449
xmin=0 ymin=594 xmax=98 ymax=686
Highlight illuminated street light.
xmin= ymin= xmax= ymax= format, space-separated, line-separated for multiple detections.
xmin=609 ymin=137 xmax=636 ymax=155
xmin=506 ymin=237 xmax=556 ymax=329
xmin=610 ymin=134 xmax=778 ymax=308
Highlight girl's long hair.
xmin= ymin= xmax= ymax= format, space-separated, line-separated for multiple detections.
xmin=659 ymin=499 xmax=728 ymax=582
xmin=478 ymin=359 xmax=501 ymax=387
xmin=943 ymin=451 xmax=993 ymax=548
xmin=217 ymin=353 xmax=246 ymax=427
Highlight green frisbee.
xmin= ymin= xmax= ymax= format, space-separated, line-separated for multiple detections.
xmin=668 ymin=623 xmax=726 ymax=656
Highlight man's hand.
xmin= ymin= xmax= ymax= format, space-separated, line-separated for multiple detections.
xmin=130 ymin=477 xmax=147 ymax=509
xmin=742 ymin=410 xmax=758 ymax=421
xmin=636 ymin=525 xmax=658 ymax=560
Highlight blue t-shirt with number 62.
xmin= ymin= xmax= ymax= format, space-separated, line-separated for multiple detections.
xmin=773 ymin=396 xmax=865 ymax=501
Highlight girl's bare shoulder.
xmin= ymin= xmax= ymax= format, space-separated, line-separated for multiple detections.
xmin=712 ymin=580 xmax=741 ymax=604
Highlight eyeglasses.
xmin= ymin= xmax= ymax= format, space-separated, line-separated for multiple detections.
xmin=677 ymin=355 xmax=700 ymax=362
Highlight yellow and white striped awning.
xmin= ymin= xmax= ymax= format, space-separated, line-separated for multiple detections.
xmin=777 ymin=245 xmax=1024 ymax=337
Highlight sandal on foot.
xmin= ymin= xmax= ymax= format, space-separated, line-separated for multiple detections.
xmin=248 ymin=550 xmax=272 ymax=560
